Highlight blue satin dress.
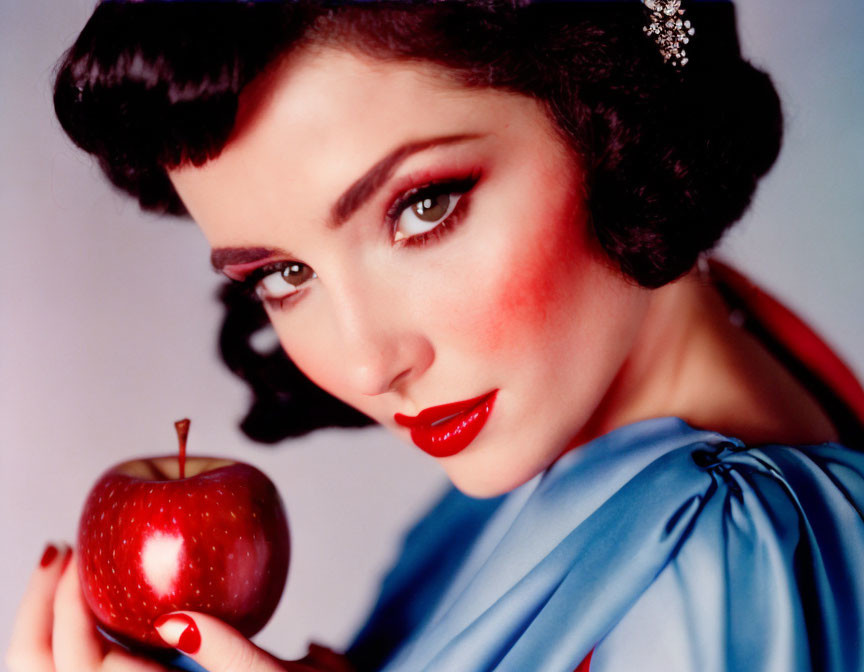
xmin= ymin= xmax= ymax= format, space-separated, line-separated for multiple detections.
xmin=345 ymin=417 xmax=864 ymax=672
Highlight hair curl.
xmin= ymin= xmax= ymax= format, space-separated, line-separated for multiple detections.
xmin=53 ymin=1 xmax=783 ymax=443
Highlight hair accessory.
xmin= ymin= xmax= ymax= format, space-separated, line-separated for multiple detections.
xmin=96 ymin=0 xmax=705 ymax=69
xmin=641 ymin=0 xmax=695 ymax=67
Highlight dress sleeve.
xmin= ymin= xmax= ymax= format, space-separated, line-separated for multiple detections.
xmin=592 ymin=442 xmax=864 ymax=672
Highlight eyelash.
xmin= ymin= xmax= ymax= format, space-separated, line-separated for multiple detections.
xmin=235 ymin=172 xmax=481 ymax=308
xmin=385 ymin=173 xmax=480 ymax=249
xmin=239 ymin=262 xmax=305 ymax=309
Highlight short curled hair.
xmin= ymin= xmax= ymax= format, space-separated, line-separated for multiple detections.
xmin=53 ymin=1 xmax=783 ymax=442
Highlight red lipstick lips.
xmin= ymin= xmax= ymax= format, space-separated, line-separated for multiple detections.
xmin=394 ymin=390 xmax=498 ymax=458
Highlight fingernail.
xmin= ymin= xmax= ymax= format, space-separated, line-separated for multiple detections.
xmin=40 ymin=544 xmax=59 ymax=568
xmin=60 ymin=547 xmax=73 ymax=572
xmin=153 ymin=613 xmax=201 ymax=654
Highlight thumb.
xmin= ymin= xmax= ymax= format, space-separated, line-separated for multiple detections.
xmin=153 ymin=611 xmax=285 ymax=672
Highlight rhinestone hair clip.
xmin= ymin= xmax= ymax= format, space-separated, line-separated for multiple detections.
xmin=641 ymin=0 xmax=696 ymax=67
xmin=96 ymin=0 xmax=702 ymax=68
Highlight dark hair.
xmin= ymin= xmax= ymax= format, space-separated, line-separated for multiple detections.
xmin=53 ymin=1 xmax=783 ymax=443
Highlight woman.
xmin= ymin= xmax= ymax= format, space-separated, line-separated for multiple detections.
xmin=8 ymin=1 xmax=864 ymax=671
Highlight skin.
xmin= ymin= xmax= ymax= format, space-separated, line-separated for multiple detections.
xmin=168 ymin=46 xmax=836 ymax=496
xmin=10 ymin=44 xmax=838 ymax=672
xmin=7 ymin=545 xmax=344 ymax=672
xmin=169 ymin=46 xmax=655 ymax=498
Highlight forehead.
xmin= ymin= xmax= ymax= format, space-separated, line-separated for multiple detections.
xmin=168 ymin=46 xmax=561 ymax=239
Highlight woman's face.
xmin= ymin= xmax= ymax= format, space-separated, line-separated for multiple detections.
xmin=169 ymin=46 xmax=651 ymax=497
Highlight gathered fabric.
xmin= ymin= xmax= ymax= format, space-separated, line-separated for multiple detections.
xmin=347 ymin=417 xmax=864 ymax=672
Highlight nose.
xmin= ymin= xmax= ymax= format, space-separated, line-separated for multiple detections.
xmin=331 ymin=287 xmax=434 ymax=397
xmin=348 ymin=332 xmax=434 ymax=396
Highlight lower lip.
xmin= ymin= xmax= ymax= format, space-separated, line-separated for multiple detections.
xmin=402 ymin=390 xmax=498 ymax=458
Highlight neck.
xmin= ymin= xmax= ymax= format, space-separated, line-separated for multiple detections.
xmin=571 ymin=267 xmax=838 ymax=448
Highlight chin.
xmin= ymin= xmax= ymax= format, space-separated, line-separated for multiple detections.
xmin=441 ymin=454 xmax=544 ymax=499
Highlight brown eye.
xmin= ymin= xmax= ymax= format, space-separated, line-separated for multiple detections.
xmin=256 ymin=263 xmax=317 ymax=302
xmin=394 ymin=191 xmax=462 ymax=243
xmin=281 ymin=263 xmax=316 ymax=287
xmin=412 ymin=193 xmax=451 ymax=222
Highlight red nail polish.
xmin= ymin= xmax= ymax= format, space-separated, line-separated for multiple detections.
xmin=60 ymin=547 xmax=73 ymax=572
xmin=40 ymin=544 xmax=59 ymax=568
xmin=153 ymin=613 xmax=201 ymax=655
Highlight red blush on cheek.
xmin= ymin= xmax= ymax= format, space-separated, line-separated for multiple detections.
xmin=483 ymin=262 xmax=558 ymax=351
xmin=475 ymin=243 xmax=574 ymax=352
xmin=473 ymin=203 xmax=591 ymax=353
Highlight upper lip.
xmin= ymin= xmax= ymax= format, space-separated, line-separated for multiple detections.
xmin=394 ymin=391 xmax=497 ymax=429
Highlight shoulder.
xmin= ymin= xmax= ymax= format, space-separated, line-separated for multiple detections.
xmin=616 ymin=428 xmax=864 ymax=530
xmin=601 ymin=437 xmax=864 ymax=672
xmin=674 ymin=439 xmax=864 ymax=556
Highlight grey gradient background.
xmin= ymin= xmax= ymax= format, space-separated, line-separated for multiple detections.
xmin=2 ymin=0 xmax=862 ymax=665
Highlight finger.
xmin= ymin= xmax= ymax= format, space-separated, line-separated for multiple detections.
xmin=101 ymin=648 xmax=171 ymax=672
xmin=52 ymin=552 xmax=106 ymax=672
xmin=153 ymin=612 xmax=286 ymax=672
xmin=6 ymin=543 xmax=71 ymax=672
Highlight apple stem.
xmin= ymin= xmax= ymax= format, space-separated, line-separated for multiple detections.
xmin=175 ymin=418 xmax=190 ymax=479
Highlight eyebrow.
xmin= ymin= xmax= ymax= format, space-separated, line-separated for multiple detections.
xmin=211 ymin=247 xmax=280 ymax=273
xmin=210 ymin=133 xmax=483 ymax=271
xmin=330 ymin=133 xmax=483 ymax=226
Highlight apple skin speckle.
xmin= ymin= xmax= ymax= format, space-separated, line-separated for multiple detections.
xmin=76 ymin=458 xmax=290 ymax=650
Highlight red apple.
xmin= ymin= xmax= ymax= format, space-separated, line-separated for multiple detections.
xmin=76 ymin=420 xmax=290 ymax=650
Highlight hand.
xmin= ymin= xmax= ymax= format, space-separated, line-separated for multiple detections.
xmin=7 ymin=544 xmax=354 ymax=672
